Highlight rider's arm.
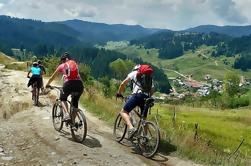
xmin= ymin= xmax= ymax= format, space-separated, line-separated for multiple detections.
xmin=117 ymin=77 xmax=131 ymax=94
xmin=27 ymin=70 xmax=31 ymax=78
xmin=45 ymin=69 xmax=59 ymax=87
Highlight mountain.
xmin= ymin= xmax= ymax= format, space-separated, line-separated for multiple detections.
xmin=186 ymin=25 xmax=251 ymax=37
xmin=60 ymin=19 xmax=165 ymax=44
xmin=0 ymin=15 xmax=80 ymax=50
xmin=130 ymin=31 xmax=231 ymax=59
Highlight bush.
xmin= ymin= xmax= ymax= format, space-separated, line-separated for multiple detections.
xmin=221 ymin=95 xmax=249 ymax=109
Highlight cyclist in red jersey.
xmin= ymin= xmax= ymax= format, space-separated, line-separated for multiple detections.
xmin=46 ymin=52 xmax=84 ymax=121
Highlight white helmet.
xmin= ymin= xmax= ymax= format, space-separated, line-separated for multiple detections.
xmin=133 ymin=64 xmax=141 ymax=71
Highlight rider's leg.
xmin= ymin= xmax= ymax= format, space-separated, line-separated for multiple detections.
xmin=121 ymin=94 xmax=139 ymax=130
xmin=120 ymin=110 xmax=134 ymax=129
xmin=68 ymin=80 xmax=84 ymax=120
xmin=61 ymin=100 xmax=69 ymax=113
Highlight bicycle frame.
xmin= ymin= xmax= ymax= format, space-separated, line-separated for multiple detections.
xmin=49 ymin=85 xmax=87 ymax=143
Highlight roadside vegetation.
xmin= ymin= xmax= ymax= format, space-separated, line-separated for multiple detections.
xmin=1 ymin=42 xmax=250 ymax=165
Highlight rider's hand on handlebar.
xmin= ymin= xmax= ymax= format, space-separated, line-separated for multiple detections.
xmin=45 ymin=85 xmax=51 ymax=89
xmin=27 ymin=75 xmax=30 ymax=78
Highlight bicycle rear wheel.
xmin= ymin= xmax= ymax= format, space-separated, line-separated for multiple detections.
xmin=137 ymin=121 xmax=160 ymax=158
xmin=34 ymin=87 xmax=39 ymax=106
xmin=52 ymin=101 xmax=63 ymax=131
xmin=71 ymin=109 xmax=87 ymax=143
xmin=113 ymin=113 xmax=127 ymax=142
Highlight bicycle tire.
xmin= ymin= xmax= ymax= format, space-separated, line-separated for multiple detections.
xmin=71 ymin=109 xmax=87 ymax=143
xmin=113 ymin=113 xmax=127 ymax=142
xmin=137 ymin=121 xmax=160 ymax=158
xmin=34 ymin=87 xmax=39 ymax=106
xmin=52 ymin=101 xmax=63 ymax=131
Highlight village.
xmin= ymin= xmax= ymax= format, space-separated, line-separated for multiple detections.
xmin=159 ymin=73 xmax=251 ymax=101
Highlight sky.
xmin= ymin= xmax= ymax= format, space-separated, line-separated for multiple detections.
xmin=0 ymin=0 xmax=251 ymax=30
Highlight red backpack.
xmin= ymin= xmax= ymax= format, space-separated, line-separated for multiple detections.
xmin=136 ymin=64 xmax=154 ymax=94
xmin=65 ymin=60 xmax=79 ymax=79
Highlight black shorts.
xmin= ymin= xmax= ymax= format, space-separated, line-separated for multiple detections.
xmin=60 ymin=80 xmax=84 ymax=108
xmin=28 ymin=75 xmax=42 ymax=88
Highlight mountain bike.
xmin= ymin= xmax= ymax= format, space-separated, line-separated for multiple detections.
xmin=28 ymin=76 xmax=40 ymax=106
xmin=113 ymin=96 xmax=160 ymax=158
xmin=48 ymin=86 xmax=87 ymax=143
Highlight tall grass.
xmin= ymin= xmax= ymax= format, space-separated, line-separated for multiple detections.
xmin=81 ymin=87 xmax=251 ymax=165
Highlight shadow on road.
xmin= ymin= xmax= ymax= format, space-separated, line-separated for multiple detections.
xmin=82 ymin=135 xmax=102 ymax=148
xmin=58 ymin=130 xmax=102 ymax=148
xmin=158 ymin=140 xmax=177 ymax=155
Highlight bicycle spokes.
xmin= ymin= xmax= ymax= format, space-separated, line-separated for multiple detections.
xmin=138 ymin=122 xmax=160 ymax=158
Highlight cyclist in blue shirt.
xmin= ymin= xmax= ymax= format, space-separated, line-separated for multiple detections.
xmin=27 ymin=62 xmax=42 ymax=88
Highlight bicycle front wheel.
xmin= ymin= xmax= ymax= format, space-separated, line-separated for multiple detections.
xmin=71 ymin=109 xmax=87 ymax=143
xmin=137 ymin=121 xmax=160 ymax=158
xmin=52 ymin=101 xmax=63 ymax=131
xmin=113 ymin=113 xmax=127 ymax=142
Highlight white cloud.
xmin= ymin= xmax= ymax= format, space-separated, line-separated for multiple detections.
xmin=123 ymin=19 xmax=138 ymax=25
xmin=0 ymin=3 xmax=4 ymax=9
xmin=0 ymin=0 xmax=250 ymax=29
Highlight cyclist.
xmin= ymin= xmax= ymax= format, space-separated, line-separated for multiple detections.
xmin=27 ymin=62 xmax=42 ymax=89
xmin=45 ymin=52 xmax=84 ymax=121
xmin=116 ymin=64 xmax=154 ymax=139
xmin=37 ymin=60 xmax=46 ymax=92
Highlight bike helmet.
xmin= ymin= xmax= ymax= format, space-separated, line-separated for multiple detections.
xmin=32 ymin=62 xmax=38 ymax=67
xmin=37 ymin=60 xmax=42 ymax=65
xmin=60 ymin=52 xmax=70 ymax=62
xmin=133 ymin=64 xmax=141 ymax=71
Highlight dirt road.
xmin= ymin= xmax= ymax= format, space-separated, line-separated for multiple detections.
xmin=0 ymin=65 xmax=200 ymax=166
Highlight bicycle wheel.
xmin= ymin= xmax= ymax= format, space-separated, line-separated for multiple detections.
xmin=71 ymin=109 xmax=87 ymax=143
xmin=137 ymin=121 xmax=160 ymax=158
xmin=113 ymin=113 xmax=127 ymax=142
xmin=34 ymin=87 xmax=39 ymax=106
xmin=52 ymin=101 xmax=63 ymax=131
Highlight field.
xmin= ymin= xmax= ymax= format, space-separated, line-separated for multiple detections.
xmin=2 ymin=50 xmax=251 ymax=165
xmin=114 ymin=44 xmax=251 ymax=80
xmin=81 ymin=88 xmax=251 ymax=165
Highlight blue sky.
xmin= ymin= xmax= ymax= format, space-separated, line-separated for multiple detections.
xmin=0 ymin=0 xmax=251 ymax=30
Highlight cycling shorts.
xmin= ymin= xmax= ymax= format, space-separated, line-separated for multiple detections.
xmin=60 ymin=80 xmax=84 ymax=108
xmin=123 ymin=93 xmax=149 ymax=117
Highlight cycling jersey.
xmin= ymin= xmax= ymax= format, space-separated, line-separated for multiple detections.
xmin=56 ymin=61 xmax=81 ymax=82
xmin=31 ymin=67 xmax=41 ymax=75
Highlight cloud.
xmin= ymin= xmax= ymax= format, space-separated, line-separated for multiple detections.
xmin=63 ymin=6 xmax=97 ymax=18
xmin=209 ymin=0 xmax=247 ymax=24
xmin=0 ymin=3 xmax=4 ymax=9
xmin=0 ymin=0 xmax=250 ymax=30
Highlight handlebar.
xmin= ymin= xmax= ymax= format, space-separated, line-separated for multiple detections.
xmin=46 ymin=85 xmax=62 ymax=91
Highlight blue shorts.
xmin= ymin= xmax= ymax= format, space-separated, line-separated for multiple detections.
xmin=123 ymin=93 xmax=148 ymax=117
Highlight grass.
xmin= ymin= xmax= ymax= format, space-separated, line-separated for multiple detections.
xmin=116 ymin=45 xmax=251 ymax=80
xmin=0 ymin=52 xmax=15 ymax=64
xmin=0 ymin=52 xmax=28 ymax=71
xmin=81 ymin=86 xmax=251 ymax=165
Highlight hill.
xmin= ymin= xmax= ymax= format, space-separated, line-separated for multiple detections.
xmin=186 ymin=25 xmax=251 ymax=37
xmin=108 ymin=44 xmax=251 ymax=80
xmin=0 ymin=15 xmax=80 ymax=49
xmin=61 ymin=19 xmax=164 ymax=44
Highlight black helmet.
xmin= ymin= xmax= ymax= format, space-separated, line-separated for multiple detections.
xmin=60 ymin=52 xmax=70 ymax=61
xmin=37 ymin=60 xmax=42 ymax=64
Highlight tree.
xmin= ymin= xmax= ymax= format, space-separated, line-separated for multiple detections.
xmin=223 ymin=71 xmax=240 ymax=97
xmin=109 ymin=58 xmax=135 ymax=79
xmin=78 ymin=64 xmax=93 ymax=84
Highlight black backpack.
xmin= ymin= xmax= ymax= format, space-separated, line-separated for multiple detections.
xmin=136 ymin=73 xmax=153 ymax=94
